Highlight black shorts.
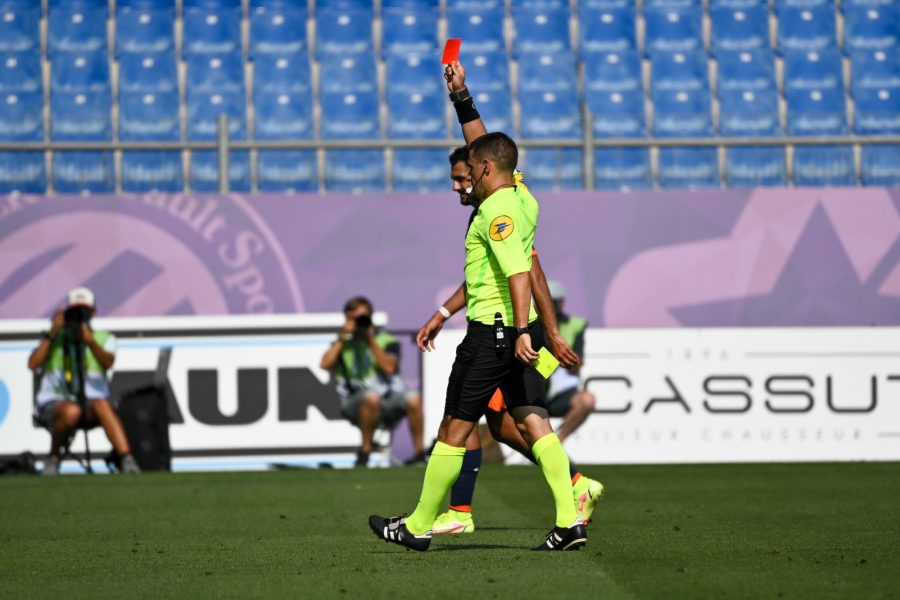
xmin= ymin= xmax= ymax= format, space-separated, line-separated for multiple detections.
xmin=444 ymin=319 xmax=547 ymax=422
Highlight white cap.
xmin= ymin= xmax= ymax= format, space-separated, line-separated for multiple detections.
xmin=67 ymin=286 xmax=95 ymax=307
xmin=548 ymin=280 xmax=566 ymax=301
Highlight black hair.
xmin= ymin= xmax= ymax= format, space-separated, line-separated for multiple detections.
xmin=449 ymin=146 xmax=469 ymax=166
xmin=468 ymin=132 xmax=518 ymax=172
xmin=343 ymin=296 xmax=373 ymax=314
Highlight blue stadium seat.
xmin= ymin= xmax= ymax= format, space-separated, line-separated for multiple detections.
xmin=190 ymin=151 xmax=251 ymax=192
xmin=253 ymin=54 xmax=311 ymax=94
xmin=0 ymin=52 xmax=41 ymax=93
xmin=119 ymin=91 xmax=182 ymax=193
xmin=644 ymin=0 xmax=702 ymax=8
xmin=843 ymin=5 xmax=898 ymax=54
xmin=318 ymin=54 xmax=378 ymax=94
xmin=186 ymin=90 xmax=247 ymax=140
xmin=793 ymin=145 xmax=855 ymax=186
xmin=460 ymin=51 xmax=511 ymax=93
xmin=250 ymin=5 xmax=308 ymax=57
xmin=384 ymin=54 xmax=442 ymax=95
xmin=786 ymin=87 xmax=847 ymax=134
xmin=255 ymin=91 xmax=313 ymax=139
xmin=710 ymin=0 xmax=768 ymax=7
xmin=182 ymin=0 xmax=241 ymax=7
xmin=861 ymin=144 xmax=900 ymax=186
xmin=53 ymin=152 xmax=114 ymax=193
xmin=0 ymin=151 xmax=45 ymax=193
xmin=118 ymin=53 xmax=178 ymax=94
xmin=777 ymin=6 xmax=836 ymax=53
xmin=718 ymin=88 xmax=781 ymax=136
xmin=522 ymin=148 xmax=583 ymax=191
xmin=50 ymin=90 xmax=111 ymax=141
xmin=594 ymin=148 xmax=652 ymax=190
xmin=725 ymin=146 xmax=787 ymax=187
xmin=644 ymin=6 xmax=703 ymax=55
xmin=446 ymin=8 xmax=505 ymax=54
xmin=511 ymin=0 xmax=567 ymax=8
xmin=472 ymin=89 xmax=513 ymax=133
xmin=382 ymin=7 xmax=438 ymax=56
xmin=710 ymin=5 xmax=770 ymax=54
xmin=392 ymin=149 xmax=447 ymax=192
xmin=258 ymin=150 xmax=317 ymax=192
xmin=578 ymin=7 xmax=636 ymax=54
xmin=116 ymin=5 xmax=175 ymax=56
xmin=653 ymin=88 xmax=713 ymax=137
xmin=512 ymin=8 xmax=570 ymax=56
xmin=446 ymin=0 xmax=502 ymax=9
xmin=325 ymin=149 xmax=385 ymax=192
xmin=48 ymin=2 xmax=108 ymax=55
xmin=774 ymin=0 xmax=834 ymax=9
xmin=587 ymin=89 xmax=646 ymax=137
xmin=0 ymin=1 xmax=40 ymax=53
xmin=651 ymin=50 xmax=708 ymax=92
xmin=386 ymin=89 xmax=445 ymax=139
xmin=315 ymin=8 xmax=374 ymax=57
xmin=519 ymin=52 xmax=577 ymax=93
xmin=580 ymin=0 xmax=633 ymax=7
xmin=716 ymin=50 xmax=777 ymax=91
xmin=782 ymin=49 xmax=844 ymax=93
xmin=853 ymin=88 xmax=900 ymax=134
xmin=182 ymin=6 xmax=241 ymax=55
xmin=382 ymin=0 xmax=439 ymax=7
xmin=583 ymin=50 xmax=642 ymax=94
xmin=850 ymin=50 xmax=900 ymax=93
xmin=320 ymin=91 xmax=380 ymax=139
xmin=658 ymin=147 xmax=720 ymax=188
xmin=0 ymin=91 xmax=42 ymax=141
xmin=520 ymin=91 xmax=581 ymax=138
xmin=186 ymin=54 xmax=244 ymax=94
xmin=51 ymin=52 xmax=110 ymax=92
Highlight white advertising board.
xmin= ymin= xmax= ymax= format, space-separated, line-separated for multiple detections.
xmin=422 ymin=327 xmax=900 ymax=464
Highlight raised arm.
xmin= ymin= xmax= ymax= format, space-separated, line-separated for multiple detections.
xmin=444 ymin=60 xmax=488 ymax=146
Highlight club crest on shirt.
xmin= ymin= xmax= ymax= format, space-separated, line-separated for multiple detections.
xmin=489 ymin=215 xmax=514 ymax=241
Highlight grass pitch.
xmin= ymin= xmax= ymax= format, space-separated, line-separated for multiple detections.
xmin=1 ymin=462 xmax=898 ymax=599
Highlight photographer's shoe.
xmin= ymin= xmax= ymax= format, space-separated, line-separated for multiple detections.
xmin=368 ymin=514 xmax=432 ymax=551
xmin=531 ymin=520 xmax=587 ymax=551
xmin=121 ymin=454 xmax=141 ymax=474
xmin=42 ymin=455 xmax=60 ymax=477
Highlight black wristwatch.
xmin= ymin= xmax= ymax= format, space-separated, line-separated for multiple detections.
xmin=515 ymin=326 xmax=529 ymax=336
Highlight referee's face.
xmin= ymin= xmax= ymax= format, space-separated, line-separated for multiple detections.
xmin=450 ymin=160 xmax=473 ymax=206
xmin=466 ymin=155 xmax=488 ymax=201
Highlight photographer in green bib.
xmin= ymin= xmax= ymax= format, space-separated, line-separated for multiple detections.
xmin=28 ymin=287 xmax=140 ymax=476
xmin=320 ymin=296 xmax=425 ymax=467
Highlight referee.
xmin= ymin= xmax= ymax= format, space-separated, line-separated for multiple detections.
xmin=369 ymin=85 xmax=587 ymax=551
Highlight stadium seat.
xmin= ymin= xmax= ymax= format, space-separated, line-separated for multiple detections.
xmin=382 ymin=0 xmax=438 ymax=7
xmin=843 ymin=5 xmax=899 ymax=54
xmin=315 ymin=7 xmax=374 ymax=57
xmin=786 ymin=87 xmax=847 ymax=135
xmin=793 ymin=145 xmax=855 ymax=186
xmin=774 ymin=0 xmax=831 ymax=8
xmin=53 ymin=151 xmax=115 ymax=193
xmin=718 ymin=88 xmax=781 ymax=136
xmin=116 ymin=5 xmax=175 ymax=56
xmin=0 ymin=151 xmax=45 ymax=193
xmin=320 ymin=91 xmax=380 ymax=139
xmin=50 ymin=90 xmax=111 ymax=141
xmin=861 ymin=144 xmax=900 ymax=186
xmin=381 ymin=7 xmax=438 ymax=56
xmin=777 ymin=6 xmax=837 ymax=54
xmin=318 ymin=54 xmax=378 ymax=95
xmin=711 ymin=0 xmax=768 ymax=7
xmin=252 ymin=54 xmax=311 ymax=94
xmin=386 ymin=89 xmax=445 ymax=139
xmin=255 ymin=90 xmax=313 ymax=140
xmin=472 ymin=89 xmax=513 ymax=133
xmin=511 ymin=0 xmax=568 ymax=8
xmin=384 ymin=54 xmax=442 ymax=95
xmin=118 ymin=53 xmax=178 ymax=94
xmin=182 ymin=0 xmax=241 ymax=7
xmin=644 ymin=0 xmax=703 ymax=7
xmin=519 ymin=52 xmax=577 ymax=93
xmin=853 ymin=88 xmax=900 ymax=134
xmin=658 ymin=147 xmax=720 ymax=188
xmin=519 ymin=91 xmax=581 ymax=139
xmin=512 ymin=8 xmax=570 ymax=56
xmin=850 ymin=50 xmax=900 ymax=94
xmin=587 ymin=89 xmax=646 ymax=137
xmin=190 ymin=151 xmax=251 ymax=192
xmin=50 ymin=52 xmax=110 ymax=93
xmin=447 ymin=0 xmax=501 ymax=8
xmin=325 ymin=149 xmax=385 ymax=192
xmin=258 ymin=150 xmax=317 ymax=192
xmin=594 ymin=148 xmax=652 ymax=190
xmin=0 ymin=1 xmax=40 ymax=53
xmin=651 ymin=50 xmax=708 ymax=92
xmin=249 ymin=5 xmax=308 ymax=57
xmin=644 ymin=6 xmax=703 ymax=55
xmin=522 ymin=148 xmax=583 ymax=191
xmin=119 ymin=91 xmax=182 ymax=193
xmin=716 ymin=50 xmax=777 ymax=92
xmin=580 ymin=0 xmax=632 ymax=7
xmin=710 ymin=5 xmax=770 ymax=54
xmin=459 ymin=51 xmax=511 ymax=93
xmin=725 ymin=146 xmax=787 ymax=187
xmin=653 ymin=88 xmax=713 ymax=137
xmin=392 ymin=148 xmax=447 ymax=192
xmin=782 ymin=49 xmax=844 ymax=93
xmin=446 ymin=8 xmax=505 ymax=54
xmin=578 ymin=6 xmax=636 ymax=54
xmin=315 ymin=0 xmax=373 ymax=8
xmin=182 ymin=6 xmax=242 ymax=55
xmin=48 ymin=1 xmax=108 ymax=56
xmin=0 ymin=88 xmax=44 ymax=192
xmin=185 ymin=54 xmax=245 ymax=94
xmin=186 ymin=90 xmax=247 ymax=140
xmin=0 ymin=52 xmax=41 ymax=93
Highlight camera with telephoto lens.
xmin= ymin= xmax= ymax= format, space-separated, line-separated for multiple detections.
xmin=355 ymin=314 xmax=372 ymax=330
xmin=63 ymin=305 xmax=92 ymax=342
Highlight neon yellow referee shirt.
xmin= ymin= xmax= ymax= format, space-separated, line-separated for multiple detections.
xmin=464 ymin=180 xmax=540 ymax=326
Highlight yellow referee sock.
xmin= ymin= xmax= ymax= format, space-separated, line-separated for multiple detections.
xmin=405 ymin=441 xmax=466 ymax=535
xmin=532 ymin=433 xmax=579 ymax=528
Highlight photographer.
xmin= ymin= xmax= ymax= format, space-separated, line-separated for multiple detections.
xmin=320 ymin=296 xmax=425 ymax=467
xmin=28 ymin=287 xmax=140 ymax=476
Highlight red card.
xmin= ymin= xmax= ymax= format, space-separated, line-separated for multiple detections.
xmin=441 ymin=38 xmax=461 ymax=65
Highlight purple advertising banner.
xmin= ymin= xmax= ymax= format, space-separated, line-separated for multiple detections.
xmin=2 ymin=188 xmax=900 ymax=329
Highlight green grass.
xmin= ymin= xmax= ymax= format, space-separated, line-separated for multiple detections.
xmin=1 ymin=463 xmax=898 ymax=599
